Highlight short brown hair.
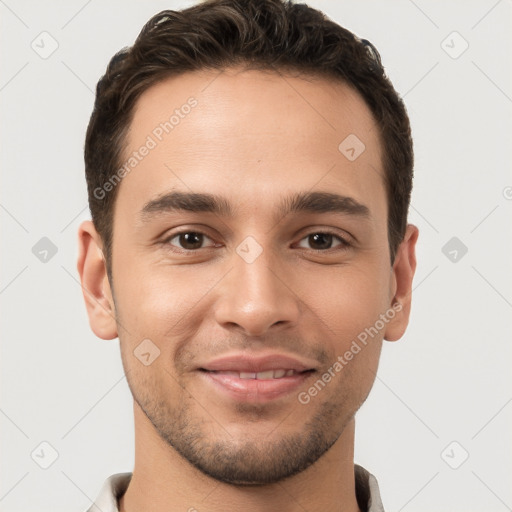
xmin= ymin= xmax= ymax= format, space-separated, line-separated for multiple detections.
xmin=84 ymin=0 xmax=413 ymax=280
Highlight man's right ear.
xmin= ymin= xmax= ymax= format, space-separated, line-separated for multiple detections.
xmin=76 ymin=220 xmax=118 ymax=340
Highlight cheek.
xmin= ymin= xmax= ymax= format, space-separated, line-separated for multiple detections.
xmin=113 ymin=260 xmax=219 ymax=348
xmin=305 ymin=263 xmax=390 ymax=347
xmin=307 ymin=268 xmax=386 ymax=410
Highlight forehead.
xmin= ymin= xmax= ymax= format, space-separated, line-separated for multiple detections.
xmin=116 ymin=67 xmax=386 ymax=226
xmin=130 ymin=66 xmax=380 ymax=149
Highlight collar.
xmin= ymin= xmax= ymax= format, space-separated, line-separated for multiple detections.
xmin=86 ymin=464 xmax=384 ymax=512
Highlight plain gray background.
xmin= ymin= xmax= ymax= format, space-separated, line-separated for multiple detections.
xmin=1 ymin=1 xmax=511 ymax=511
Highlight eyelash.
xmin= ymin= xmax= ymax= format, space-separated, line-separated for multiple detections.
xmin=161 ymin=229 xmax=352 ymax=253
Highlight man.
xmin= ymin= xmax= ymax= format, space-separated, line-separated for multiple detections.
xmin=77 ymin=0 xmax=418 ymax=510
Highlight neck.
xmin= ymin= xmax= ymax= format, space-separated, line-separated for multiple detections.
xmin=119 ymin=402 xmax=361 ymax=512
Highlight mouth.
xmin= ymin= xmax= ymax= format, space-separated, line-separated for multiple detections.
xmin=200 ymin=368 xmax=310 ymax=379
xmin=199 ymin=369 xmax=315 ymax=402
xmin=197 ymin=352 xmax=317 ymax=402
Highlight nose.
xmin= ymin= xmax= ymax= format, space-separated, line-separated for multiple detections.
xmin=214 ymin=244 xmax=301 ymax=337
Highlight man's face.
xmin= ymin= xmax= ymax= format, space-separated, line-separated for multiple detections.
xmin=86 ymin=67 xmax=413 ymax=484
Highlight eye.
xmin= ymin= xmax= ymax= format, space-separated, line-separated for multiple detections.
xmin=161 ymin=229 xmax=351 ymax=253
xmin=164 ymin=230 xmax=216 ymax=251
xmin=296 ymin=232 xmax=351 ymax=251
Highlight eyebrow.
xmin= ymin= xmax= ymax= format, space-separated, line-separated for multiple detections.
xmin=138 ymin=190 xmax=371 ymax=225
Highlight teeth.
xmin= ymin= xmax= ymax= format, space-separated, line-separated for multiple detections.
xmin=237 ymin=369 xmax=296 ymax=379
xmin=256 ymin=370 xmax=275 ymax=379
xmin=239 ymin=372 xmax=257 ymax=379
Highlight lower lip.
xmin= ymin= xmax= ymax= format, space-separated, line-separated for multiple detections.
xmin=200 ymin=370 xmax=314 ymax=403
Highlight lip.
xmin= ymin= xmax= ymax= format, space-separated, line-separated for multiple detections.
xmin=199 ymin=352 xmax=318 ymax=373
xmin=198 ymin=352 xmax=317 ymax=403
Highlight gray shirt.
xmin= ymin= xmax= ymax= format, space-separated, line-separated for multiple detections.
xmin=86 ymin=464 xmax=385 ymax=512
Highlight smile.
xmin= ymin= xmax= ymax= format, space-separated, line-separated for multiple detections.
xmin=208 ymin=369 xmax=299 ymax=379
xmin=199 ymin=368 xmax=315 ymax=402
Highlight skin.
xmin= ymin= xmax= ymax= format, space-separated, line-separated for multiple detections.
xmin=77 ymin=66 xmax=418 ymax=512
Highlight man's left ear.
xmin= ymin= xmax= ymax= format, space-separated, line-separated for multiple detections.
xmin=384 ymin=224 xmax=419 ymax=342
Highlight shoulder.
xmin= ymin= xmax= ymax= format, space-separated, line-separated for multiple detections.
xmin=354 ymin=464 xmax=385 ymax=512
xmin=85 ymin=472 xmax=132 ymax=512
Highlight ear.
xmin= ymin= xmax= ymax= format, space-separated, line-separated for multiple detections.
xmin=76 ymin=220 xmax=118 ymax=340
xmin=384 ymin=224 xmax=419 ymax=342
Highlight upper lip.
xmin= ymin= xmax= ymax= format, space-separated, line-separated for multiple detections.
xmin=199 ymin=352 xmax=317 ymax=373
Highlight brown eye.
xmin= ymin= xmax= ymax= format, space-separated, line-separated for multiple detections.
xmin=166 ymin=231 xmax=214 ymax=251
xmin=297 ymin=232 xmax=350 ymax=251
